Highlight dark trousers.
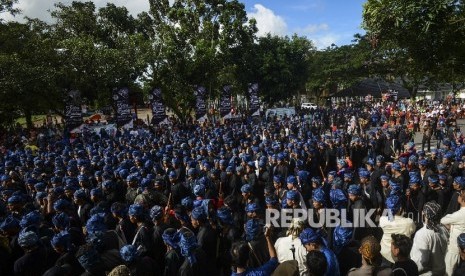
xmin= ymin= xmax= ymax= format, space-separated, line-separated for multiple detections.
xmin=422 ymin=135 xmax=431 ymax=152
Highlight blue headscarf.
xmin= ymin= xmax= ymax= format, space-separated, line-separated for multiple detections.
xmin=179 ymin=231 xmax=198 ymax=265
xmin=86 ymin=213 xmax=107 ymax=234
xmin=330 ymin=189 xmax=347 ymax=209
xmin=300 ymin=228 xmax=327 ymax=247
xmin=245 ymin=219 xmax=261 ymax=241
xmin=454 ymin=176 xmax=465 ymax=189
xmin=347 ymin=185 xmax=361 ymax=196
xmin=0 ymin=216 xmax=20 ymax=232
xmin=20 ymin=210 xmax=41 ymax=229
xmin=265 ymin=196 xmax=278 ymax=206
xmin=53 ymin=199 xmax=70 ymax=212
xmin=240 ymin=184 xmax=252 ymax=193
xmin=245 ymin=203 xmax=259 ymax=213
xmin=312 ymin=188 xmax=326 ymax=205
xmin=74 ymin=189 xmax=87 ymax=199
xmin=286 ymin=190 xmax=299 ymax=201
xmin=287 ymin=176 xmax=297 ymax=185
xmin=162 ymin=228 xmax=180 ymax=249
xmin=128 ymin=204 xmax=144 ymax=218
xmin=386 ymin=195 xmax=402 ymax=221
xmin=191 ymin=206 xmax=207 ymax=221
xmin=333 ymin=224 xmax=353 ymax=254
xmin=193 ymin=184 xmax=206 ymax=197
xmin=217 ymin=207 xmax=234 ymax=225
xmin=51 ymin=231 xmax=71 ymax=251
xmin=389 ymin=180 xmax=402 ymax=196
xmin=52 ymin=212 xmax=70 ymax=229
xmin=18 ymin=230 xmax=39 ymax=248
xmin=181 ymin=197 xmax=194 ymax=209
xmin=120 ymin=245 xmax=139 ymax=263
xmin=150 ymin=205 xmax=163 ymax=221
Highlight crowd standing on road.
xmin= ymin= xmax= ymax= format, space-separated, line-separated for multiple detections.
xmin=2 ymin=99 xmax=465 ymax=276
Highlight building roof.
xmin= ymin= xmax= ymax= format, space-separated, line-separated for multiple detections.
xmin=331 ymin=78 xmax=411 ymax=98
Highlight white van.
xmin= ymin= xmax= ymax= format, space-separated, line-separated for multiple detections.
xmin=301 ymin=103 xmax=318 ymax=109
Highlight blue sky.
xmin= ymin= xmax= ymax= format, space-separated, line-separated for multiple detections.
xmin=1 ymin=0 xmax=366 ymax=49
xmin=245 ymin=0 xmax=367 ymax=48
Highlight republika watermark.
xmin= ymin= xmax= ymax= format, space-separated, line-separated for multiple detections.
xmin=266 ymin=208 xmax=398 ymax=228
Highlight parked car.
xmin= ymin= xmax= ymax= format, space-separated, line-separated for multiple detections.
xmin=301 ymin=102 xmax=318 ymax=109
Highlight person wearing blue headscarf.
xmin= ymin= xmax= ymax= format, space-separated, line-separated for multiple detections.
xmin=347 ymin=184 xmax=373 ymax=241
xmin=330 ymin=189 xmax=347 ymax=210
xmin=447 ymin=176 xmax=465 ymax=215
xmin=74 ymin=189 xmax=92 ymax=226
xmin=128 ymin=204 xmax=153 ymax=258
xmin=47 ymin=230 xmax=84 ymax=276
xmin=190 ymin=206 xmax=218 ymax=272
xmin=162 ymin=228 xmax=183 ymax=276
xmin=148 ymin=204 xmax=168 ymax=267
xmin=230 ymin=226 xmax=279 ymax=276
xmin=178 ymin=229 xmax=210 ymax=276
xmin=379 ymin=195 xmax=416 ymax=264
xmin=119 ymin=244 xmax=160 ymax=275
xmin=300 ymin=228 xmax=340 ymax=276
xmin=111 ymin=202 xmax=136 ymax=246
xmin=14 ymin=230 xmax=51 ymax=276
xmin=243 ymin=218 xmax=272 ymax=268
xmin=332 ymin=224 xmax=360 ymax=275
xmin=406 ymin=175 xmax=427 ymax=224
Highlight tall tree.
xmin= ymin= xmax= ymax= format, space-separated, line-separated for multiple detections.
xmin=0 ymin=20 xmax=61 ymax=128
xmin=363 ymin=0 xmax=465 ymax=96
xmin=50 ymin=1 xmax=148 ymax=106
xmin=255 ymin=34 xmax=314 ymax=104
xmin=145 ymin=0 xmax=257 ymax=121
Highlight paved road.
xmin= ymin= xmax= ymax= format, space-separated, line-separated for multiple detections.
xmin=412 ymin=118 xmax=465 ymax=151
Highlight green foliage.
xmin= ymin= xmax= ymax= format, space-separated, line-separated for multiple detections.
xmin=254 ymin=34 xmax=314 ymax=104
xmin=144 ymin=0 xmax=257 ymax=120
xmin=0 ymin=0 xmax=19 ymax=17
xmin=363 ymin=0 xmax=465 ymax=95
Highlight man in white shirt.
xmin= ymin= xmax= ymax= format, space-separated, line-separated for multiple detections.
xmin=410 ymin=201 xmax=449 ymax=276
xmin=274 ymin=218 xmax=308 ymax=276
xmin=380 ymin=195 xmax=416 ymax=264
xmin=440 ymin=191 xmax=465 ymax=276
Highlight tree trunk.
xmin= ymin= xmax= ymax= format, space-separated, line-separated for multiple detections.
xmin=24 ymin=109 xmax=33 ymax=129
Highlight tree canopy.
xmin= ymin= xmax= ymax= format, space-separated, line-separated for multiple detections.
xmin=2 ymin=0 xmax=465 ymax=127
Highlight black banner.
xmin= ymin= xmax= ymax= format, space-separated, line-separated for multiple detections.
xmin=220 ymin=85 xmax=232 ymax=118
xmin=149 ymin=88 xmax=166 ymax=124
xmin=194 ymin=86 xmax=207 ymax=120
xmin=248 ymin=83 xmax=260 ymax=116
xmin=65 ymin=90 xmax=83 ymax=129
xmin=112 ymin=87 xmax=132 ymax=127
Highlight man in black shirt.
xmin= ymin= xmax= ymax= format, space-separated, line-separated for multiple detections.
xmin=390 ymin=234 xmax=418 ymax=276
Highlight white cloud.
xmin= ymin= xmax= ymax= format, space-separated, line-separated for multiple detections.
xmin=311 ymin=33 xmax=341 ymax=49
xmin=0 ymin=0 xmax=152 ymax=22
xmin=299 ymin=23 xmax=329 ymax=35
xmin=248 ymin=4 xmax=287 ymax=37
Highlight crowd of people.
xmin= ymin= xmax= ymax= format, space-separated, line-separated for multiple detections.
xmin=1 ymin=99 xmax=465 ymax=276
